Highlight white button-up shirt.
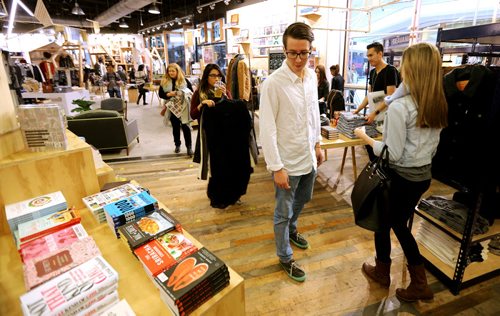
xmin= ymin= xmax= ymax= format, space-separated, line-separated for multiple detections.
xmin=259 ymin=61 xmax=321 ymax=176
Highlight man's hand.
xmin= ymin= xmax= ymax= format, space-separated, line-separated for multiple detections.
xmin=316 ymin=147 xmax=324 ymax=167
xmin=273 ymin=169 xmax=290 ymax=190
xmin=365 ymin=112 xmax=376 ymax=124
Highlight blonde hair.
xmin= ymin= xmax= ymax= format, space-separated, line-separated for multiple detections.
xmin=401 ymin=42 xmax=448 ymax=128
xmin=160 ymin=63 xmax=185 ymax=88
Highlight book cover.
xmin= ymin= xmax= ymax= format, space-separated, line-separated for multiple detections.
xmin=82 ymin=183 xmax=142 ymax=222
xmin=18 ymin=209 xmax=81 ymax=243
xmin=75 ymin=291 xmax=120 ymax=316
xmin=154 ymin=247 xmax=228 ymax=315
xmin=23 ymin=237 xmax=102 ymax=290
xmin=119 ymin=208 xmax=181 ymax=249
xmin=17 ymin=104 xmax=68 ymax=152
xmin=20 ymin=223 xmax=88 ymax=263
xmin=20 ymin=256 xmax=119 ymax=316
xmin=99 ymin=299 xmax=136 ymax=316
xmin=5 ymin=191 xmax=67 ymax=233
xmin=134 ymin=231 xmax=198 ymax=277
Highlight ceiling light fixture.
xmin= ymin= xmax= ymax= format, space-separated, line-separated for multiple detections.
xmin=209 ymin=3 xmax=215 ymax=10
xmin=148 ymin=1 xmax=160 ymax=14
xmin=224 ymin=0 xmax=230 ymax=5
xmin=185 ymin=17 xmax=190 ymax=23
xmin=196 ymin=6 xmax=202 ymax=14
xmin=71 ymin=0 xmax=85 ymax=16
xmin=119 ymin=18 xmax=129 ymax=28
xmin=140 ymin=11 xmax=143 ymax=26
xmin=7 ymin=0 xmax=18 ymax=37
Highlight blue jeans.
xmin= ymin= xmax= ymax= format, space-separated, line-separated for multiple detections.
xmin=274 ymin=168 xmax=316 ymax=262
xmin=108 ymin=87 xmax=121 ymax=98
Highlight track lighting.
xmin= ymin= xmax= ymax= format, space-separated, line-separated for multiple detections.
xmin=119 ymin=19 xmax=129 ymax=28
xmin=209 ymin=3 xmax=215 ymax=10
xmin=71 ymin=0 xmax=85 ymax=16
xmin=197 ymin=6 xmax=202 ymax=14
xmin=224 ymin=0 xmax=230 ymax=5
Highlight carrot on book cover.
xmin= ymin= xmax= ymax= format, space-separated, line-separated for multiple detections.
xmin=167 ymin=257 xmax=197 ymax=288
xmin=172 ymin=263 xmax=209 ymax=291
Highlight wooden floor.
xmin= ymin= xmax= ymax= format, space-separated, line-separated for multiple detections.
xmin=109 ymin=148 xmax=500 ymax=316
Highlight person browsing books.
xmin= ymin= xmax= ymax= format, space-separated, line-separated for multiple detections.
xmin=353 ymin=42 xmax=400 ymax=160
xmin=354 ymin=42 xmax=448 ymax=302
xmin=259 ymin=22 xmax=324 ymax=282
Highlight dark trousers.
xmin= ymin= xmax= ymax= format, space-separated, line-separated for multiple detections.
xmin=374 ymin=170 xmax=431 ymax=266
xmin=136 ymin=84 xmax=147 ymax=104
xmin=170 ymin=114 xmax=192 ymax=147
xmin=108 ymin=87 xmax=121 ymax=98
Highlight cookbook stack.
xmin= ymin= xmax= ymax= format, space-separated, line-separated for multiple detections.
xmin=155 ymin=247 xmax=230 ymax=316
xmin=321 ymin=126 xmax=340 ymax=140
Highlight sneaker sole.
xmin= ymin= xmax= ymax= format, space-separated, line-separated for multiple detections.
xmin=280 ymin=263 xmax=306 ymax=282
xmin=290 ymin=238 xmax=309 ymax=249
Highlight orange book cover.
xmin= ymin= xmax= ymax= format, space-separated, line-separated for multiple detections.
xmin=134 ymin=231 xmax=197 ymax=277
xmin=17 ymin=209 xmax=81 ymax=243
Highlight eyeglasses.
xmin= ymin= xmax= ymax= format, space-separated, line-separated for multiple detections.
xmin=208 ymin=74 xmax=222 ymax=78
xmin=285 ymin=51 xmax=311 ymax=59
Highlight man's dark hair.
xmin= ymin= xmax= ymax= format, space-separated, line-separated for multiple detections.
xmin=282 ymin=22 xmax=314 ymax=49
xmin=367 ymin=42 xmax=384 ymax=53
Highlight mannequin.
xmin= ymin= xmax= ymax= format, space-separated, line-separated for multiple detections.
xmin=39 ymin=52 xmax=55 ymax=83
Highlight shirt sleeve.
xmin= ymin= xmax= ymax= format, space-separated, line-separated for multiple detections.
xmin=385 ymin=66 xmax=399 ymax=87
xmin=259 ymin=79 xmax=283 ymax=172
xmin=373 ymin=100 xmax=407 ymax=162
xmin=190 ymin=90 xmax=201 ymax=120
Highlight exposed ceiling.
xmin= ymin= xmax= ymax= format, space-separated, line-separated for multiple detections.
xmin=2 ymin=0 xmax=253 ymax=34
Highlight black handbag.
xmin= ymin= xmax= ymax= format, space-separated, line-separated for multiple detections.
xmin=351 ymin=145 xmax=391 ymax=232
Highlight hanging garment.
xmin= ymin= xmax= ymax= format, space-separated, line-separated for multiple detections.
xmin=199 ymin=98 xmax=253 ymax=207
xmin=39 ymin=61 xmax=55 ymax=81
xmin=227 ymin=55 xmax=251 ymax=101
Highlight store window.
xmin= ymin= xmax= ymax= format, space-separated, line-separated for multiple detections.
xmin=166 ymin=32 xmax=186 ymax=72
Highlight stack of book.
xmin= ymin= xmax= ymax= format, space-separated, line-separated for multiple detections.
xmin=134 ymin=231 xmax=198 ymax=281
xmin=82 ymin=183 xmax=144 ymax=223
xmin=20 ymin=256 xmax=119 ymax=316
xmin=17 ymin=208 xmax=81 ymax=245
xmin=321 ymin=126 xmax=340 ymax=140
xmin=336 ymin=112 xmax=379 ymax=138
xmin=119 ymin=208 xmax=182 ymax=250
xmin=103 ymin=191 xmax=159 ymax=238
xmin=100 ymin=299 xmax=136 ymax=316
xmin=5 ymin=191 xmax=67 ymax=240
xmin=155 ymin=247 xmax=230 ymax=316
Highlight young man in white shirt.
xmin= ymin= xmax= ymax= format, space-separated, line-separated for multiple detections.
xmin=259 ymin=22 xmax=324 ymax=282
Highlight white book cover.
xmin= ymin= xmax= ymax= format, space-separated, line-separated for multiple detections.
xmin=99 ymin=299 xmax=136 ymax=316
xmin=20 ymin=256 xmax=119 ymax=316
xmin=5 ymin=191 xmax=67 ymax=232
xmin=82 ymin=183 xmax=141 ymax=214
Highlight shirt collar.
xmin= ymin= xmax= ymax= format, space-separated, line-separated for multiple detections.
xmin=281 ymin=60 xmax=311 ymax=83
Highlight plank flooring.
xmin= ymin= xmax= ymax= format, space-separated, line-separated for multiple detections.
xmin=109 ymin=148 xmax=500 ymax=315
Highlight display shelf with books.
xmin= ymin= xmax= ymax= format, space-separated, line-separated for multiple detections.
xmin=0 ymin=191 xmax=245 ymax=316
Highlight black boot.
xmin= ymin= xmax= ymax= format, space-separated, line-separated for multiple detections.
xmin=187 ymin=146 xmax=193 ymax=156
xmin=136 ymin=95 xmax=141 ymax=105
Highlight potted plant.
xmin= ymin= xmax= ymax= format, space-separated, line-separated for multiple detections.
xmin=71 ymin=98 xmax=95 ymax=113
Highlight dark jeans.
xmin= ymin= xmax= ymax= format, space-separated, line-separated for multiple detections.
xmin=137 ymin=84 xmax=147 ymax=104
xmin=108 ymin=87 xmax=121 ymax=98
xmin=374 ymin=170 xmax=431 ymax=265
xmin=170 ymin=114 xmax=192 ymax=148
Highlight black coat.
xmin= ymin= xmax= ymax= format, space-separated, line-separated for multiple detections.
xmin=201 ymin=98 xmax=253 ymax=207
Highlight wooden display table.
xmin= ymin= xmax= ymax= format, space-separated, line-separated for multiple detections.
xmin=0 ymin=130 xmax=100 ymax=234
xmin=320 ymin=133 xmax=382 ymax=183
xmin=0 ymin=202 xmax=245 ymax=316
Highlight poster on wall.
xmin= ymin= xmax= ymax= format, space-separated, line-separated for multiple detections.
xmin=198 ymin=23 xmax=207 ymax=44
xmin=212 ymin=18 xmax=224 ymax=42
xmin=202 ymin=46 xmax=214 ymax=64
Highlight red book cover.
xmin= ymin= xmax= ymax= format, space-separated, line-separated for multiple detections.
xmin=18 ymin=209 xmax=81 ymax=243
xmin=134 ymin=231 xmax=197 ymax=277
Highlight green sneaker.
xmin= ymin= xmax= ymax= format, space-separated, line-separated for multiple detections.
xmin=290 ymin=232 xmax=309 ymax=249
xmin=280 ymin=259 xmax=306 ymax=282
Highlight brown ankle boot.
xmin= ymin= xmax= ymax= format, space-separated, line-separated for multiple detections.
xmin=396 ymin=264 xmax=434 ymax=302
xmin=361 ymin=258 xmax=391 ymax=287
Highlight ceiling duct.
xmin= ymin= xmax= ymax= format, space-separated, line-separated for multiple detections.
xmin=95 ymin=0 xmax=154 ymax=27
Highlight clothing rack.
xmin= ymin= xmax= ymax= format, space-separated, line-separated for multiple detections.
xmin=411 ymin=24 xmax=500 ymax=295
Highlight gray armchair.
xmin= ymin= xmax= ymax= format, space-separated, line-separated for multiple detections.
xmin=101 ymin=97 xmax=127 ymax=120
xmin=67 ymin=110 xmax=139 ymax=155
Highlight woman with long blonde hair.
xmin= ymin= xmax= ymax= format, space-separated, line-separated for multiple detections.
xmin=354 ymin=42 xmax=447 ymax=302
xmin=160 ymin=63 xmax=194 ymax=155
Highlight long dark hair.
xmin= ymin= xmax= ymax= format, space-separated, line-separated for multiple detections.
xmin=199 ymin=63 xmax=225 ymax=100
xmin=137 ymin=64 xmax=144 ymax=71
